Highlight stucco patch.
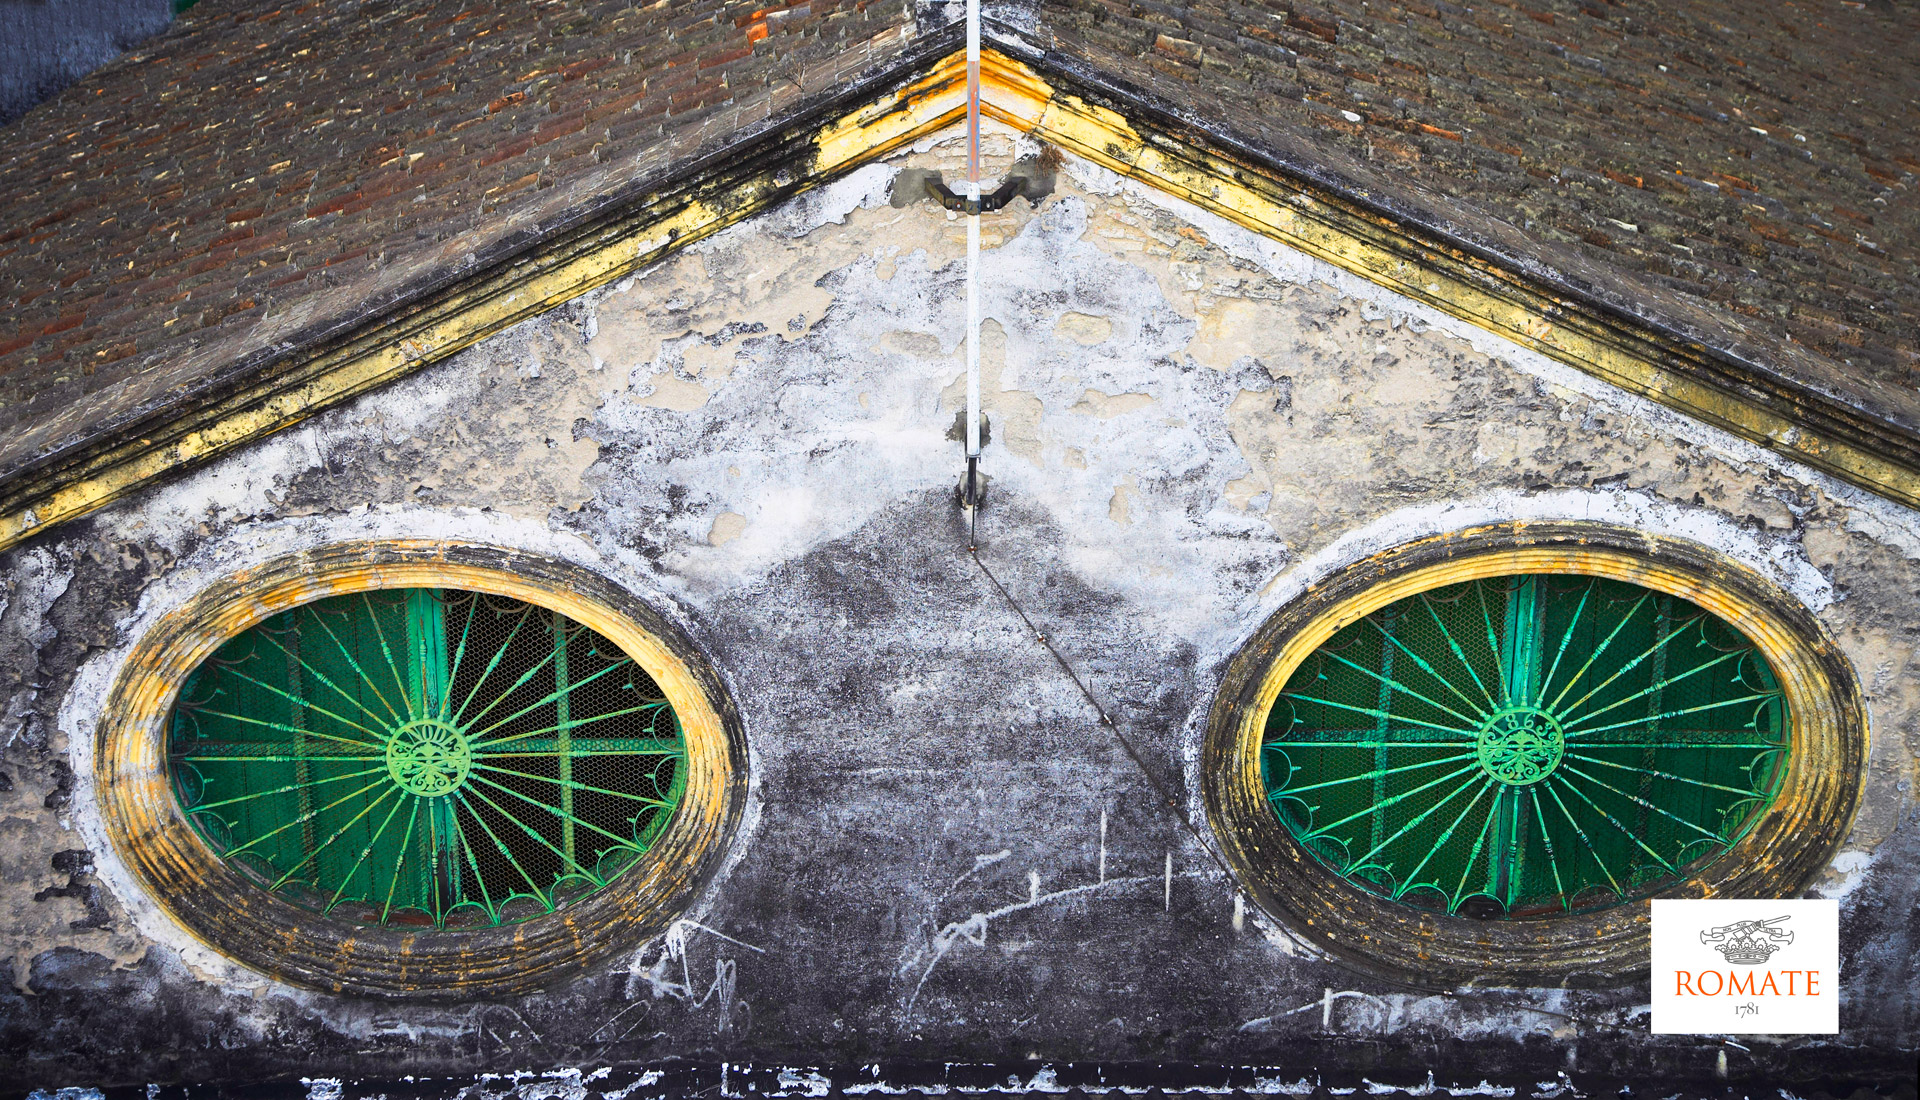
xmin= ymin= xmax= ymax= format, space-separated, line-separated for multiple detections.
xmin=640 ymin=371 xmax=714 ymax=412
xmin=709 ymin=512 xmax=748 ymax=547
xmin=1054 ymin=311 xmax=1112 ymax=345
xmin=1070 ymin=389 xmax=1155 ymax=420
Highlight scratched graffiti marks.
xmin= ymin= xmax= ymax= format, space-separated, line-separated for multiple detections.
xmin=896 ymin=812 xmax=1196 ymax=1027
xmin=586 ymin=920 xmax=766 ymax=1053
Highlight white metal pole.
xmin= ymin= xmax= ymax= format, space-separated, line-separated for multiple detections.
xmin=961 ymin=0 xmax=983 ymax=547
xmin=964 ymin=0 xmax=981 ymax=465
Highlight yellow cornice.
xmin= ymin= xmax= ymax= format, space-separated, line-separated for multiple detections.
xmin=1 ymin=49 xmax=1912 ymax=552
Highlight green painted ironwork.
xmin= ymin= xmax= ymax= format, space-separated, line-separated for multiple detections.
xmin=1263 ymin=574 xmax=1789 ymax=917
xmin=167 ymin=589 xmax=685 ymax=929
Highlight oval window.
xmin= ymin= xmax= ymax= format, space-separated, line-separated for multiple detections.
xmin=1263 ymin=573 xmax=1787 ymax=919
xmin=1203 ymin=524 xmax=1865 ymax=985
xmin=95 ymin=543 xmax=745 ymax=996
xmin=169 ymin=588 xmax=685 ymax=929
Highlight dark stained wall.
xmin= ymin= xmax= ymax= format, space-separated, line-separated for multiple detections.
xmin=1 ymin=150 xmax=1913 ymax=1094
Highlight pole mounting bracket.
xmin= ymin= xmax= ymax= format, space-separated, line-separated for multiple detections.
xmin=890 ymin=155 xmax=1056 ymax=215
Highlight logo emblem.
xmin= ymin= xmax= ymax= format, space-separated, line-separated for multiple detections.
xmin=1652 ymin=899 xmax=1836 ymax=1034
xmin=1700 ymin=914 xmax=1793 ymax=965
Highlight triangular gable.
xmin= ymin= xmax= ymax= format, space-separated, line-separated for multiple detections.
xmin=4 ymin=41 xmax=1916 ymax=552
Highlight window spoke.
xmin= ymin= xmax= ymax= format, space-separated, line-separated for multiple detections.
xmin=469 ymin=762 xmax=675 ymax=809
xmin=1307 ymin=760 xmax=1485 ymax=837
xmin=1475 ymin=582 xmax=1512 ymax=706
xmin=1544 ymin=591 xmax=1651 ymax=714
xmin=1278 ymin=693 xmax=1477 ymax=738
xmin=1526 ymin=786 xmax=1570 ymax=911
xmin=447 ymin=602 xmax=538 ymax=728
xmin=1533 ymin=579 xmax=1592 ymax=709
xmin=437 ymin=594 xmax=481 ymax=723
xmin=304 ymin=603 xmax=408 ymax=728
xmin=217 ymin=776 xmax=389 ymax=860
xmin=1366 ymin=615 xmax=1491 ymax=721
xmin=1542 ymin=780 xmax=1624 ymax=898
xmin=1558 ymin=762 xmax=1726 ymax=842
xmin=185 ymin=763 xmax=388 ymax=812
xmin=255 ymin=629 xmax=401 ymax=732
xmin=1420 ymin=593 xmax=1498 ymax=712
xmin=452 ymin=632 xmax=567 ymax=736
xmin=359 ymin=593 xmax=419 ymax=722
xmin=1347 ymin=772 xmax=1486 ymax=873
xmin=321 ymin=790 xmax=412 ymax=912
xmin=1263 ymin=571 xmax=1787 ymax=919
xmin=167 ymin=587 xmax=688 ymax=932
xmin=1393 ymin=778 xmax=1496 ymax=898
xmin=1268 ymin=752 xmax=1476 ymax=798
xmin=1552 ymin=776 xmax=1677 ymax=875
xmin=463 ymin=776 xmax=624 ymax=875
xmin=185 ymin=707 xmax=380 ymax=754
xmin=1319 ymin=648 xmax=1485 ymax=729
xmin=1562 ymin=752 xmax=1766 ymax=797
xmin=1556 ymin=634 xmax=1738 ymax=728
xmin=470 ymin=703 xmax=671 ymax=749
xmin=1563 ymin=692 xmax=1780 ymax=738
xmin=1449 ymin=802 xmax=1499 ymax=912
xmin=192 ymin=662 xmax=388 ymax=744
xmin=454 ymin=788 xmax=552 ymax=905
xmin=465 ymin=656 xmax=637 ymax=742
xmin=378 ymin=797 xmax=423 ymax=924
xmin=266 ymin=785 xmax=399 ymax=890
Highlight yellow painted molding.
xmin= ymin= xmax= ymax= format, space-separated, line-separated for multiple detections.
xmin=3 ymin=47 xmax=1913 ymax=552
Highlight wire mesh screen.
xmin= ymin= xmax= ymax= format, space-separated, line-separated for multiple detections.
xmin=167 ymin=588 xmax=684 ymax=929
xmin=1263 ymin=574 xmax=1789 ymax=918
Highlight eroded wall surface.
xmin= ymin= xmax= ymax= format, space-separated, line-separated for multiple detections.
xmin=1 ymin=133 xmax=1915 ymax=1091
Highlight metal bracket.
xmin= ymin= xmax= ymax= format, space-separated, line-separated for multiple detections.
xmin=891 ymin=155 xmax=1056 ymax=214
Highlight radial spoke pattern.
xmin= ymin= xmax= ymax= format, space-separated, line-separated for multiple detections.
xmin=168 ymin=589 xmax=684 ymax=929
xmin=1262 ymin=575 xmax=1788 ymax=917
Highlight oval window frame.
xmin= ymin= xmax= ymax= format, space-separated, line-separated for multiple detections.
xmin=95 ymin=541 xmax=746 ymax=997
xmin=1203 ymin=522 xmax=1865 ymax=986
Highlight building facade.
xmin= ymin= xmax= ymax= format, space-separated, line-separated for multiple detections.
xmin=0 ymin=1 xmax=1915 ymax=1094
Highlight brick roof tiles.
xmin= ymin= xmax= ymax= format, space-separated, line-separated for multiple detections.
xmin=0 ymin=0 xmax=1915 ymax=486
xmin=0 ymin=0 xmax=916 ymax=476
xmin=1036 ymin=0 xmax=1920 ymax=409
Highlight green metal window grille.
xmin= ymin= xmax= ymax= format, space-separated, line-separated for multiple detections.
xmin=1263 ymin=574 xmax=1790 ymax=918
xmin=167 ymin=588 xmax=685 ymax=929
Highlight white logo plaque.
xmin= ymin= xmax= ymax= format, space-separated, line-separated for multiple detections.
xmin=1651 ymin=899 xmax=1839 ymax=1034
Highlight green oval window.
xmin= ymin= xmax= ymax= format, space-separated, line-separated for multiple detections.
xmin=1263 ymin=574 xmax=1789 ymax=918
xmin=167 ymin=588 xmax=685 ymax=929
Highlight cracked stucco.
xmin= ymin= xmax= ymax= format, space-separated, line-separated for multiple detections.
xmin=0 ymin=127 xmax=1913 ymax=1088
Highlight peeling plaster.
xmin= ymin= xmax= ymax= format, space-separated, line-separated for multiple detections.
xmin=4 ymin=126 xmax=1915 ymax=1086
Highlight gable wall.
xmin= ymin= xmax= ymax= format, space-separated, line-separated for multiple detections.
xmin=2 ymin=134 xmax=1915 ymax=1088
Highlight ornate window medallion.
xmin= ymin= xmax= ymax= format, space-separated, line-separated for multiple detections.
xmin=95 ymin=542 xmax=745 ymax=996
xmin=1205 ymin=524 xmax=1864 ymax=985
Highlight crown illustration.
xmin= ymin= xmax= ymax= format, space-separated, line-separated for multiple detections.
xmin=1700 ymin=915 xmax=1793 ymax=965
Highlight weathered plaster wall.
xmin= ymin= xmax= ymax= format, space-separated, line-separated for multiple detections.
xmin=1 ymin=130 xmax=1915 ymax=1092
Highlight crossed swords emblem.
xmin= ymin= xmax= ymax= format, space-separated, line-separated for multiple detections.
xmin=1699 ymin=915 xmax=1793 ymax=965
